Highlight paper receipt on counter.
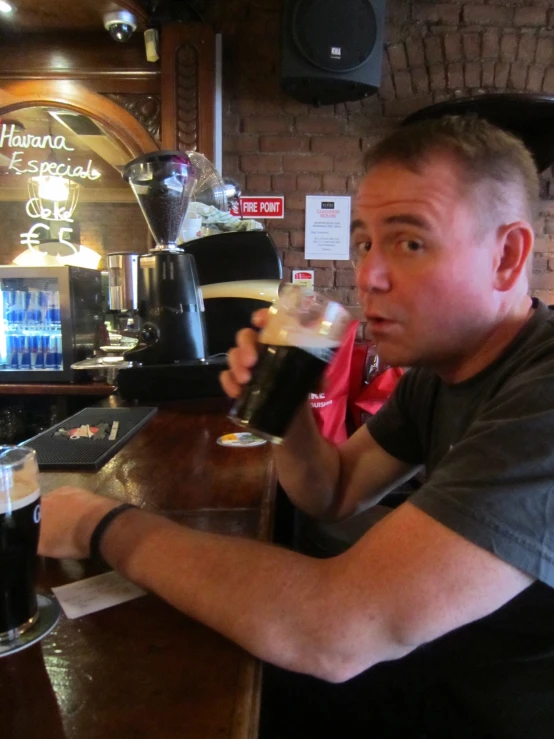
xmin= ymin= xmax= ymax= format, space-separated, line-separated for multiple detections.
xmin=52 ymin=572 xmax=146 ymax=619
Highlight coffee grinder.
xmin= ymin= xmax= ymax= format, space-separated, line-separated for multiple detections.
xmin=114 ymin=150 xmax=220 ymax=399
xmin=122 ymin=150 xmax=205 ymax=363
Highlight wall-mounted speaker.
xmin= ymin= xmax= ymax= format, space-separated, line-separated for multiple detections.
xmin=280 ymin=0 xmax=387 ymax=106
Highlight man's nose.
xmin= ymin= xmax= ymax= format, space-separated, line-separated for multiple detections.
xmin=355 ymin=250 xmax=391 ymax=292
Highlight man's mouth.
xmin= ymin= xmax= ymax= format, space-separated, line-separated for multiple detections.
xmin=366 ymin=313 xmax=392 ymax=324
xmin=365 ymin=314 xmax=398 ymax=334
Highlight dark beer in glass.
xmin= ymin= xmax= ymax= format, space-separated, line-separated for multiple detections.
xmin=0 ymin=447 xmax=41 ymax=643
xmin=229 ymin=285 xmax=350 ymax=443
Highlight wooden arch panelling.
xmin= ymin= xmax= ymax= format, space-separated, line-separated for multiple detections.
xmin=0 ymin=79 xmax=158 ymax=157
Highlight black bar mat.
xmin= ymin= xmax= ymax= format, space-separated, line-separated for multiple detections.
xmin=22 ymin=407 xmax=157 ymax=470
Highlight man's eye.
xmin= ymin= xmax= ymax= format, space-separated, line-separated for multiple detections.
xmin=399 ymin=239 xmax=423 ymax=253
xmin=350 ymin=240 xmax=371 ymax=263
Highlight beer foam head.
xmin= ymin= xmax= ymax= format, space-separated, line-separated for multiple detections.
xmin=0 ymin=474 xmax=40 ymax=513
xmin=260 ymin=309 xmax=341 ymax=349
xmin=0 ymin=448 xmax=40 ymax=512
xmin=261 ymin=286 xmax=351 ymax=348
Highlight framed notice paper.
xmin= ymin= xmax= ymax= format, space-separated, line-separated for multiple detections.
xmin=304 ymin=195 xmax=351 ymax=260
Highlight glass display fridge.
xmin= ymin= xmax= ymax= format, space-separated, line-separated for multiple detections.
xmin=0 ymin=266 xmax=103 ymax=383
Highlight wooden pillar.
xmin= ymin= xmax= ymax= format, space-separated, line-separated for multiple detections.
xmin=160 ymin=23 xmax=216 ymax=162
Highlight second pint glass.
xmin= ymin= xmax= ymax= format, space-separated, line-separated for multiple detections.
xmin=0 ymin=447 xmax=41 ymax=644
xmin=229 ymin=285 xmax=351 ymax=443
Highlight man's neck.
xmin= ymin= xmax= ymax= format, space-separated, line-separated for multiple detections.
xmin=437 ymin=294 xmax=534 ymax=385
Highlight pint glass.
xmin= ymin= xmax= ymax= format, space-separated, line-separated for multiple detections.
xmin=229 ymin=285 xmax=351 ymax=443
xmin=0 ymin=447 xmax=41 ymax=644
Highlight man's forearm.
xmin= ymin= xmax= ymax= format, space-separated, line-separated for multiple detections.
xmin=273 ymin=403 xmax=342 ymax=519
xmin=98 ymin=506 xmax=408 ymax=682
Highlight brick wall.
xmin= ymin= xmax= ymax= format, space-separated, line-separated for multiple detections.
xmin=217 ymin=0 xmax=554 ymax=337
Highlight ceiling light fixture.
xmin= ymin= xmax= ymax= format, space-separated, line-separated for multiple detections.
xmin=0 ymin=2 xmax=12 ymax=14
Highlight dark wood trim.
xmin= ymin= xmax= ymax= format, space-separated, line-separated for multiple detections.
xmin=0 ymin=71 xmax=158 ymax=82
xmin=0 ymin=383 xmax=114 ymax=395
xmin=0 ymin=78 xmax=160 ymax=95
xmin=0 ymin=80 xmax=158 ymax=157
xmin=0 ymin=32 xmax=159 ymax=84
xmin=0 ymin=0 xmax=149 ymax=32
xmin=84 ymin=79 xmax=160 ymax=94
xmin=0 ymin=76 xmax=161 ymax=97
xmin=160 ymin=23 xmax=215 ymax=162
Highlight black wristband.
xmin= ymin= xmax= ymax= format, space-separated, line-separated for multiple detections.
xmin=89 ymin=503 xmax=137 ymax=571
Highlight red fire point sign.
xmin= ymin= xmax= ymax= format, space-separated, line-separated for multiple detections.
xmin=230 ymin=196 xmax=284 ymax=219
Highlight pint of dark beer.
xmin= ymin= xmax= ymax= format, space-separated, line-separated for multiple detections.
xmin=229 ymin=285 xmax=351 ymax=443
xmin=0 ymin=447 xmax=41 ymax=643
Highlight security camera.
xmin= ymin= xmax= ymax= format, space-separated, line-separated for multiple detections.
xmin=103 ymin=10 xmax=137 ymax=43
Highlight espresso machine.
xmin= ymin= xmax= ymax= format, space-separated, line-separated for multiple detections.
xmin=112 ymin=150 xmax=282 ymax=401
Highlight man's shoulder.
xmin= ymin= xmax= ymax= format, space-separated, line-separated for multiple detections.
xmin=396 ymin=366 xmax=439 ymax=398
xmin=500 ymin=301 xmax=554 ymax=379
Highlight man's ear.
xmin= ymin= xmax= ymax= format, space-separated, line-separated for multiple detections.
xmin=493 ymin=221 xmax=534 ymax=292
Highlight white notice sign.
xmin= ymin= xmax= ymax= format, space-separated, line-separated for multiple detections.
xmin=304 ymin=195 xmax=351 ymax=260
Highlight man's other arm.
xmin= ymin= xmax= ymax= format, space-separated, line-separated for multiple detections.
xmin=40 ymin=489 xmax=533 ymax=684
xmin=273 ymin=404 xmax=416 ymax=520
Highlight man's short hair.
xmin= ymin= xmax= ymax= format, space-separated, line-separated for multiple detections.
xmin=364 ymin=115 xmax=539 ymax=225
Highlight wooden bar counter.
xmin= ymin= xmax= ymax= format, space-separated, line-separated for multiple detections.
xmin=0 ymin=396 xmax=277 ymax=739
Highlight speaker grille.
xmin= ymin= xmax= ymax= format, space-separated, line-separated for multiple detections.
xmin=292 ymin=0 xmax=377 ymax=73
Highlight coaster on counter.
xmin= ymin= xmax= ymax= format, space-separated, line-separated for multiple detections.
xmin=217 ymin=432 xmax=267 ymax=448
xmin=0 ymin=593 xmax=61 ymax=658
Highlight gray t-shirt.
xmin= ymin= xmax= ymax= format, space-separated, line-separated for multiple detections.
xmin=368 ymin=298 xmax=554 ymax=587
xmin=365 ymin=299 xmax=554 ymax=737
